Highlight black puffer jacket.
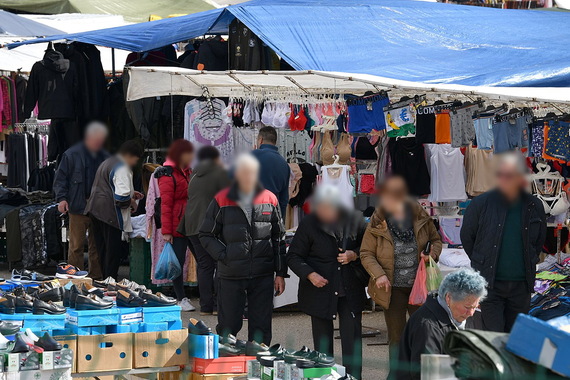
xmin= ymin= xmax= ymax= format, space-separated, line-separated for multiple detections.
xmin=286 ymin=211 xmax=368 ymax=320
xmin=460 ymin=189 xmax=546 ymax=292
xmin=199 ymin=183 xmax=286 ymax=279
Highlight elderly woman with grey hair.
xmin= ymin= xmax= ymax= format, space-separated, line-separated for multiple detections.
xmin=392 ymin=268 xmax=488 ymax=380
xmin=286 ymin=185 xmax=368 ymax=379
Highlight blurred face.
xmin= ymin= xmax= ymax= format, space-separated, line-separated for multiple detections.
xmin=123 ymin=154 xmax=140 ymax=168
xmin=179 ymin=152 xmax=194 ymax=169
xmin=315 ymin=202 xmax=340 ymax=224
xmin=84 ymin=132 xmax=106 ymax=152
xmin=446 ymin=293 xmax=480 ymax=323
xmin=379 ymin=177 xmax=408 ymax=215
xmin=235 ymin=164 xmax=259 ymax=194
xmin=496 ymin=162 xmax=524 ymax=199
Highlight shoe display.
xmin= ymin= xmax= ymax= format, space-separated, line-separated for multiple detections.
xmin=0 ymin=333 xmax=9 ymax=349
xmin=68 ymin=285 xmax=83 ymax=309
xmin=35 ymin=287 xmax=63 ymax=303
xmin=75 ymin=294 xmax=114 ymax=310
xmin=82 ymin=283 xmax=105 ymax=298
xmin=0 ymin=295 xmax=16 ymax=314
xmin=93 ymin=276 xmax=116 ymax=289
xmin=188 ymin=318 xmax=212 ymax=335
xmin=245 ymin=340 xmax=269 ymax=356
xmin=178 ymin=297 xmax=196 ymax=312
xmin=55 ymin=263 xmax=88 ymax=279
xmin=219 ymin=343 xmax=242 ymax=357
xmin=0 ymin=320 xmax=20 ymax=335
xmin=24 ymin=329 xmax=39 ymax=342
xmin=14 ymin=293 xmax=34 ymax=313
xmin=140 ymin=291 xmax=177 ymax=307
xmin=305 ymin=350 xmax=335 ymax=367
xmin=116 ymin=290 xmax=146 ymax=307
xmin=13 ymin=269 xmax=54 ymax=282
xmin=8 ymin=333 xmax=30 ymax=353
xmin=295 ymin=358 xmax=316 ymax=369
xmin=284 ymin=346 xmax=312 ymax=364
xmin=32 ymin=299 xmax=66 ymax=315
xmin=35 ymin=332 xmax=62 ymax=351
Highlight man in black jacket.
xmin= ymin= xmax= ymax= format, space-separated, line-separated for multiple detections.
xmin=200 ymin=154 xmax=286 ymax=345
xmin=460 ymin=153 xmax=546 ymax=332
xmin=53 ymin=122 xmax=109 ymax=280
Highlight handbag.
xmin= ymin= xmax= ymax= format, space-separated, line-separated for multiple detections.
xmin=341 ymin=218 xmax=370 ymax=288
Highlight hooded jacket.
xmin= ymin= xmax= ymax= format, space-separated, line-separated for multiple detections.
xmin=177 ymin=160 xmax=230 ymax=237
xmin=156 ymin=159 xmax=190 ymax=237
xmin=24 ymin=50 xmax=79 ymax=120
xmin=360 ymin=201 xmax=442 ymax=309
xmin=199 ymin=183 xmax=286 ymax=279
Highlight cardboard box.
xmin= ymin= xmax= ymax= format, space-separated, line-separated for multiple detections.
xmin=76 ymin=333 xmax=133 ymax=373
xmin=261 ymin=365 xmax=273 ymax=380
xmin=41 ymin=348 xmax=74 ymax=371
xmin=5 ymin=352 xmax=40 ymax=372
xmin=56 ymin=278 xmax=93 ymax=288
xmin=133 ymin=329 xmax=188 ymax=368
xmin=274 ymin=360 xmax=291 ymax=380
xmin=5 ymin=368 xmax=72 ymax=380
xmin=247 ymin=359 xmax=261 ymax=379
xmin=188 ymin=333 xmax=218 ymax=359
xmin=191 ymin=373 xmax=247 ymax=380
xmin=53 ymin=335 xmax=77 ymax=373
xmin=290 ymin=365 xmax=333 ymax=379
xmin=507 ymin=314 xmax=570 ymax=377
xmin=191 ymin=356 xmax=256 ymax=374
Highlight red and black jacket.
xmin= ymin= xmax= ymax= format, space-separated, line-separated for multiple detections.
xmin=199 ymin=183 xmax=287 ymax=279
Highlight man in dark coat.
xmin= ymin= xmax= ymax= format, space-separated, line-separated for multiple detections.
xmin=200 ymin=153 xmax=286 ymax=345
xmin=53 ymin=122 xmax=109 ymax=279
xmin=460 ymin=153 xmax=546 ymax=332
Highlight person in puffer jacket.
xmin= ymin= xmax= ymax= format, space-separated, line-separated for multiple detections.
xmin=200 ymin=153 xmax=287 ymax=345
xmin=156 ymin=139 xmax=195 ymax=311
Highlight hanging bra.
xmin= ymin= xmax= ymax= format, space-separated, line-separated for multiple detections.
xmin=321 ymin=131 xmax=335 ymax=166
xmin=532 ymin=177 xmax=569 ymax=216
xmin=336 ymin=133 xmax=352 ymax=164
xmin=289 ymin=105 xmax=308 ymax=131
xmin=271 ymin=103 xmax=288 ymax=128
xmin=261 ymin=102 xmax=275 ymax=126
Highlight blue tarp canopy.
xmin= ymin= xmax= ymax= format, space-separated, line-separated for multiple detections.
xmin=0 ymin=10 xmax=63 ymax=37
xmin=8 ymin=0 xmax=570 ymax=87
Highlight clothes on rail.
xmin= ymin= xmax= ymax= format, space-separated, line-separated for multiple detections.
xmin=388 ymin=137 xmax=431 ymax=196
xmin=6 ymin=130 xmax=50 ymax=191
xmin=0 ymin=74 xmax=26 ymax=135
xmin=425 ymin=144 xmax=467 ymax=203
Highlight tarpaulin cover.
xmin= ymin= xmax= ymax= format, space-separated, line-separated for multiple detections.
xmin=0 ymin=0 xmax=213 ymax=23
xmin=0 ymin=10 xmax=63 ymax=37
xmin=9 ymin=0 xmax=570 ymax=87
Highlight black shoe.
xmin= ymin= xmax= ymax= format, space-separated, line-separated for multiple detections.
xmin=116 ymin=290 xmax=146 ymax=307
xmin=306 ymin=351 xmax=335 ymax=367
xmin=140 ymin=291 xmax=177 ymax=307
xmin=245 ymin=341 xmax=269 ymax=356
xmin=32 ymin=299 xmax=66 ymax=315
xmin=75 ymin=294 xmax=114 ymax=310
xmin=284 ymin=346 xmax=312 ymax=364
xmin=8 ymin=334 xmax=29 ymax=353
xmin=0 ymin=295 xmax=16 ymax=314
xmin=14 ymin=294 xmax=34 ymax=313
xmin=188 ymin=318 xmax=211 ymax=335
xmin=296 ymin=358 xmax=316 ymax=369
xmin=0 ymin=320 xmax=20 ymax=335
xmin=35 ymin=287 xmax=63 ymax=303
xmin=222 ymin=334 xmax=247 ymax=354
xmin=82 ymin=283 xmax=105 ymax=298
xmin=219 ymin=343 xmax=242 ymax=357
xmin=35 ymin=332 xmax=62 ymax=351
xmin=22 ymin=270 xmax=54 ymax=282
xmin=93 ymin=277 xmax=116 ymax=289
xmin=68 ymin=285 xmax=83 ymax=309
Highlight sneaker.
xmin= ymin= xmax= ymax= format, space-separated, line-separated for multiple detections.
xmin=178 ymin=298 xmax=196 ymax=312
xmin=55 ymin=263 xmax=88 ymax=279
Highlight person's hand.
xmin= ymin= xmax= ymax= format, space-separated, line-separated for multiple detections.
xmin=57 ymin=200 xmax=69 ymax=214
xmin=375 ymin=275 xmax=391 ymax=292
xmin=337 ymin=249 xmax=357 ymax=265
xmin=308 ymin=272 xmax=328 ymax=288
xmin=274 ymin=276 xmax=285 ymax=296
xmin=420 ymin=252 xmax=435 ymax=262
xmin=163 ymin=234 xmax=173 ymax=244
xmin=133 ymin=191 xmax=144 ymax=200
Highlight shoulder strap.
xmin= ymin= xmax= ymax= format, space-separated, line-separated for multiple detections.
xmin=154 ymin=166 xmax=177 ymax=193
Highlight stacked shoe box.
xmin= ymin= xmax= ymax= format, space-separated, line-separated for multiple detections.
xmin=0 ymin=313 xmax=65 ymax=337
xmin=247 ymin=355 xmax=345 ymax=380
xmin=65 ymin=308 xmax=120 ymax=335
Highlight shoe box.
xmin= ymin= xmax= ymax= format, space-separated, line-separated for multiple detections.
xmin=189 ymin=333 xmax=219 ymax=359
xmin=190 ymin=356 xmax=256 ymax=374
xmin=507 ymin=314 xmax=570 ymax=377
xmin=75 ymin=332 xmax=133 ymax=373
xmin=0 ymin=313 xmax=65 ymax=333
xmin=247 ymin=358 xmax=345 ymax=380
xmin=132 ymin=329 xmax=188 ymax=368
xmin=3 ymin=368 xmax=72 ymax=380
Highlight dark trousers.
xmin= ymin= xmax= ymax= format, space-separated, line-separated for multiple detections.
xmin=171 ymin=237 xmax=189 ymax=301
xmin=89 ymin=216 xmax=125 ymax=280
xmin=481 ymin=280 xmax=530 ymax=332
xmin=310 ymin=297 xmax=363 ymax=379
xmin=188 ymin=235 xmax=217 ymax=312
xmin=217 ymin=275 xmax=274 ymax=345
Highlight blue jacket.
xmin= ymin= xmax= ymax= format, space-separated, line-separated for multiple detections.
xmin=251 ymin=144 xmax=290 ymax=217
xmin=53 ymin=142 xmax=109 ymax=215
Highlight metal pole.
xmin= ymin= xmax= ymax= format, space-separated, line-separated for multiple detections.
xmin=111 ymin=48 xmax=116 ymax=78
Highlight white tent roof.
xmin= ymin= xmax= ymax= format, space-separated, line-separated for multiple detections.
xmin=126 ymin=66 xmax=570 ymax=105
xmin=0 ymin=13 xmax=131 ymax=72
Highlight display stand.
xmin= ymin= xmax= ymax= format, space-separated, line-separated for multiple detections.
xmin=71 ymin=365 xmax=180 ymax=379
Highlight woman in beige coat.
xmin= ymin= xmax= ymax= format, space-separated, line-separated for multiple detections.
xmin=360 ymin=176 xmax=442 ymax=359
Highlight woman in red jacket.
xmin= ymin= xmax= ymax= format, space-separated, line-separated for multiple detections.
xmin=157 ymin=139 xmax=195 ymax=311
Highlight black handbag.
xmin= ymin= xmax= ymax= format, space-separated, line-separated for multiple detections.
xmin=341 ymin=219 xmax=370 ymax=288
xmin=153 ymin=166 xmax=176 ymax=230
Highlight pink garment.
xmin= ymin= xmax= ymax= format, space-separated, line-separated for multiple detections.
xmin=146 ymin=175 xmax=193 ymax=285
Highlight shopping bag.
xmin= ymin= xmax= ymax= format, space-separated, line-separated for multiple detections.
xmin=409 ymin=259 xmax=428 ymax=306
xmin=426 ymin=256 xmax=443 ymax=292
xmin=154 ymin=242 xmax=182 ymax=281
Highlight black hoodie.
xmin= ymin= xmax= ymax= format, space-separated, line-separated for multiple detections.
xmin=24 ymin=50 xmax=79 ymax=120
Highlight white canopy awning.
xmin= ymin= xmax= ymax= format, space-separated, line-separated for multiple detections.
xmin=126 ymin=67 xmax=570 ymax=106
